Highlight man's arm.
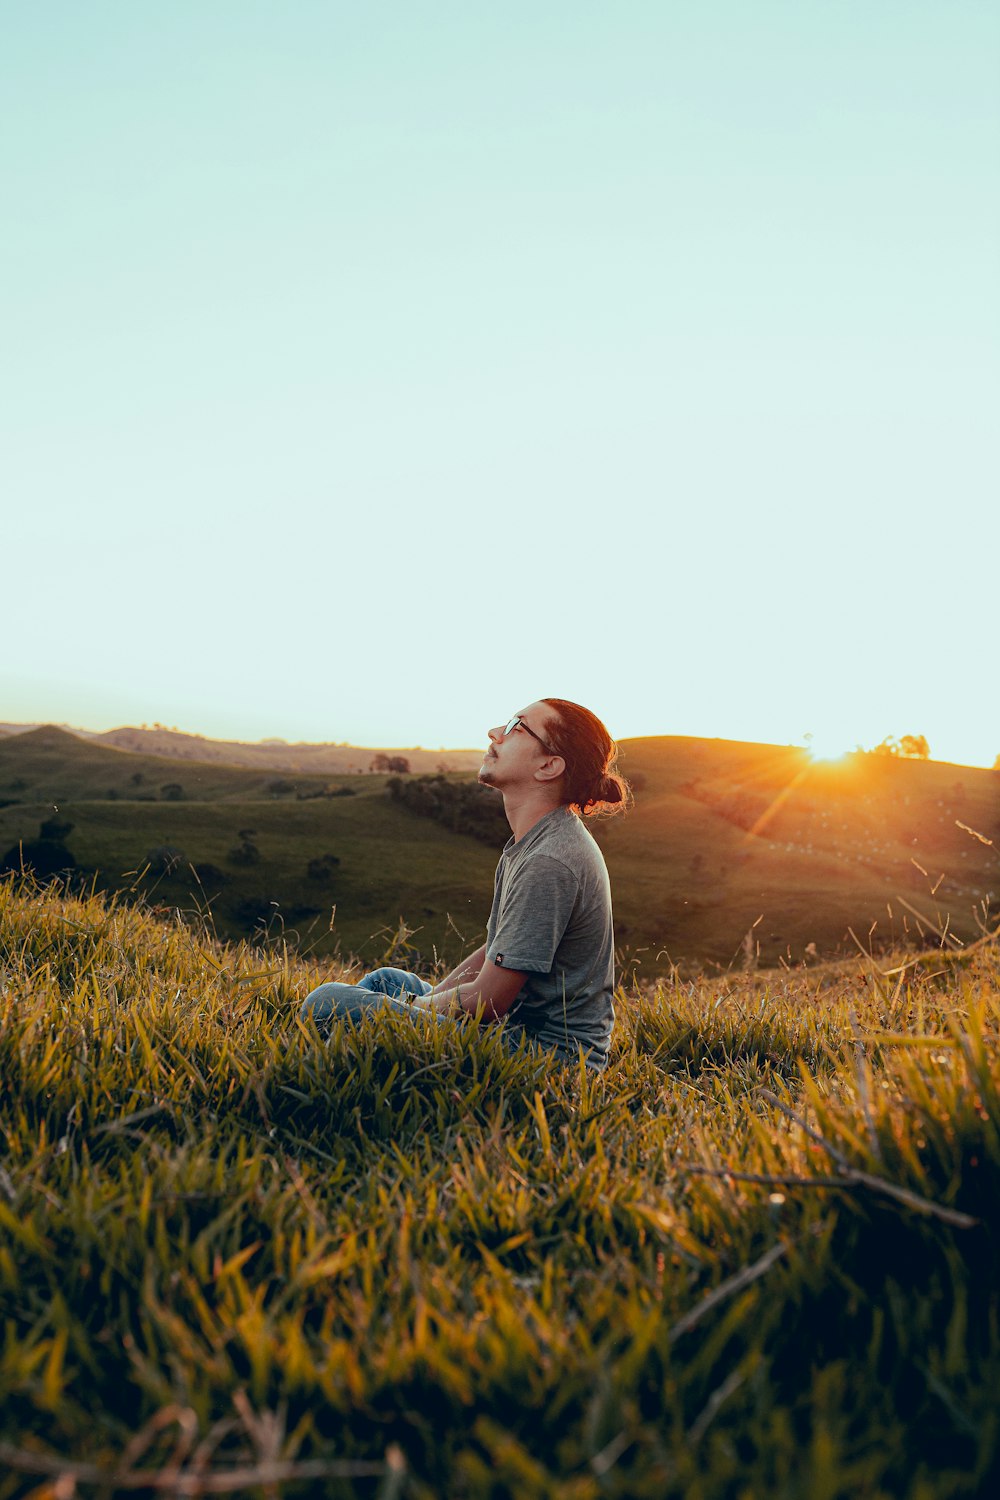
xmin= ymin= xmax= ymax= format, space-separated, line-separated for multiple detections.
xmin=429 ymin=942 xmax=488 ymax=994
xmin=414 ymin=957 xmax=527 ymax=1020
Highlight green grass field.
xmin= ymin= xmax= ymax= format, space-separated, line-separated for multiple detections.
xmin=0 ymin=727 xmax=498 ymax=969
xmin=1 ymin=875 xmax=998 ymax=1496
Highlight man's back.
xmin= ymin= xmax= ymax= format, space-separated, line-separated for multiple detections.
xmin=486 ymin=805 xmax=614 ymax=1068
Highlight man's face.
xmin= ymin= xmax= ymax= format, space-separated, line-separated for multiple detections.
xmin=478 ymin=702 xmax=557 ymax=790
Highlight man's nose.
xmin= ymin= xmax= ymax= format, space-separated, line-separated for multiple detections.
xmin=488 ymin=724 xmax=503 ymax=744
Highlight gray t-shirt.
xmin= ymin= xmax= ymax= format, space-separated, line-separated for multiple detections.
xmin=485 ymin=806 xmax=615 ymax=1069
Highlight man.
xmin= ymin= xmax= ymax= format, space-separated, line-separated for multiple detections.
xmin=300 ymin=699 xmax=629 ymax=1071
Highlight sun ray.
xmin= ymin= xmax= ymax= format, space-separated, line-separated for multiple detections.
xmin=742 ymin=765 xmax=811 ymax=842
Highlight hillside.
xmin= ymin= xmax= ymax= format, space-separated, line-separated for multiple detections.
xmin=0 ymin=726 xmax=996 ymax=973
xmin=0 ymin=726 xmax=498 ymax=968
xmin=0 ymin=721 xmax=483 ymax=774
xmin=0 ymin=726 xmax=303 ymax=802
xmin=1 ymin=876 xmax=998 ymax=1496
xmin=603 ymin=737 xmax=998 ymax=971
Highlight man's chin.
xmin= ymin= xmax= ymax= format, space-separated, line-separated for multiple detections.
xmin=478 ymin=765 xmax=498 ymax=788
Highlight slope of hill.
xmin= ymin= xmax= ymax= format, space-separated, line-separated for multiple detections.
xmin=95 ymin=725 xmax=487 ymax=773
xmin=0 ymin=726 xmax=496 ymax=967
xmin=0 ymin=725 xmax=302 ymax=802
xmin=0 ymin=726 xmax=996 ymax=973
xmin=603 ymin=737 xmax=998 ymax=970
xmin=0 ymin=721 xmax=483 ymax=773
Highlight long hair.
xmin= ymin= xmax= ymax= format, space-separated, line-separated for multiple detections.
xmin=541 ymin=699 xmax=631 ymax=819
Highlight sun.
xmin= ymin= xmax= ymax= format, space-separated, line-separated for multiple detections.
xmin=803 ymin=732 xmax=852 ymax=764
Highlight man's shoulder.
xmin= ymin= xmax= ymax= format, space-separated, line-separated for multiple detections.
xmin=520 ymin=809 xmax=603 ymax=872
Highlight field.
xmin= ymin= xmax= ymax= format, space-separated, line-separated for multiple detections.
xmin=0 ymin=727 xmax=499 ymax=970
xmin=1 ymin=875 xmax=998 ymax=1497
xmin=0 ymin=727 xmax=996 ymax=977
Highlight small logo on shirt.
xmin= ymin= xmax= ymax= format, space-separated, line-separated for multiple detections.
xmin=495 ymin=954 xmax=504 ymax=966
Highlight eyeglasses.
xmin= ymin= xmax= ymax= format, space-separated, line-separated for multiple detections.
xmin=504 ymin=714 xmax=558 ymax=757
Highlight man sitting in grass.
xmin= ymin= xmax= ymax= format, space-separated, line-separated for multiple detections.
xmin=300 ymin=698 xmax=630 ymax=1072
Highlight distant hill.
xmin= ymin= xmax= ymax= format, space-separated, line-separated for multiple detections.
xmin=0 ymin=725 xmax=314 ymax=803
xmin=0 ymin=725 xmax=996 ymax=973
xmin=0 ymin=723 xmax=483 ymax=774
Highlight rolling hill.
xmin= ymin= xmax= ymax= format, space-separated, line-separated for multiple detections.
xmin=0 ymin=721 xmax=483 ymax=774
xmin=0 ymin=724 xmax=996 ymax=974
xmin=605 ymin=736 xmax=998 ymax=971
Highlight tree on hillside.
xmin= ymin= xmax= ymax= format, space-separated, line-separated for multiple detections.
xmin=871 ymin=734 xmax=930 ymax=760
xmin=192 ymin=862 xmax=228 ymax=891
xmin=40 ymin=816 xmax=74 ymax=842
xmin=227 ymin=831 xmax=260 ymax=866
xmin=307 ymin=852 xmax=340 ymax=884
xmin=146 ymin=846 xmax=186 ymax=875
xmin=368 ymin=754 xmax=409 ymax=773
xmin=1 ymin=818 xmax=77 ymax=881
xmin=898 ymin=734 xmax=930 ymax=760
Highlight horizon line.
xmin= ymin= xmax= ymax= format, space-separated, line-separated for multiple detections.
xmin=2 ymin=718 xmax=995 ymax=774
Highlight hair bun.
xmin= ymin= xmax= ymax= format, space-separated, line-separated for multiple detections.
xmin=541 ymin=697 xmax=630 ymax=819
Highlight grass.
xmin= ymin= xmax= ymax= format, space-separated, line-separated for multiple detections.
xmin=1 ymin=874 xmax=999 ymax=1496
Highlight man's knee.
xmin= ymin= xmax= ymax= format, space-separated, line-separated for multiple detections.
xmin=359 ymin=967 xmax=428 ymax=998
xmin=299 ymin=982 xmax=360 ymax=1023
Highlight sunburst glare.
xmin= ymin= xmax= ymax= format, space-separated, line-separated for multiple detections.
xmin=803 ymin=732 xmax=853 ymax=764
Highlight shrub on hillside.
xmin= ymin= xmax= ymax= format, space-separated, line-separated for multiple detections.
xmin=145 ymin=845 xmax=186 ymax=875
xmin=227 ymin=831 xmax=260 ymax=866
xmin=227 ymin=842 xmax=260 ymax=867
xmin=307 ymin=852 xmax=340 ymax=883
xmin=0 ymin=813 xmax=79 ymax=882
xmin=296 ymin=783 xmax=357 ymax=800
xmin=387 ymin=774 xmax=509 ymax=845
xmin=233 ymin=894 xmax=279 ymax=931
xmin=40 ymin=816 xmax=74 ymax=841
xmin=0 ymin=839 xmax=76 ymax=880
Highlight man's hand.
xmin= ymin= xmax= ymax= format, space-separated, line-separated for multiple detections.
xmin=429 ymin=942 xmax=488 ymax=995
xmin=429 ymin=958 xmax=527 ymax=1020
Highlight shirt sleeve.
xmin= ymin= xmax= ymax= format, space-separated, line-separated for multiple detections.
xmin=485 ymin=854 xmax=579 ymax=974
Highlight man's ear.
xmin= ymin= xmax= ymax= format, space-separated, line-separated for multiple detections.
xmin=534 ymin=755 xmax=565 ymax=786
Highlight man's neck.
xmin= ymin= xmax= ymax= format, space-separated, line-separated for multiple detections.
xmin=502 ymin=790 xmax=563 ymax=843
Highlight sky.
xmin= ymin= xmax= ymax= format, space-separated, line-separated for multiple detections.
xmin=3 ymin=2 xmax=998 ymax=767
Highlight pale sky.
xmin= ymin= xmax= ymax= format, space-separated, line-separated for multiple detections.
xmin=3 ymin=2 xmax=998 ymax=767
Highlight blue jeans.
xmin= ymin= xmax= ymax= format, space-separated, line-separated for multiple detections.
xmin=300 ymin=966 xmax=594 ymax=1069
xmin=299 ymin=966 xmax=439 ymax=1025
